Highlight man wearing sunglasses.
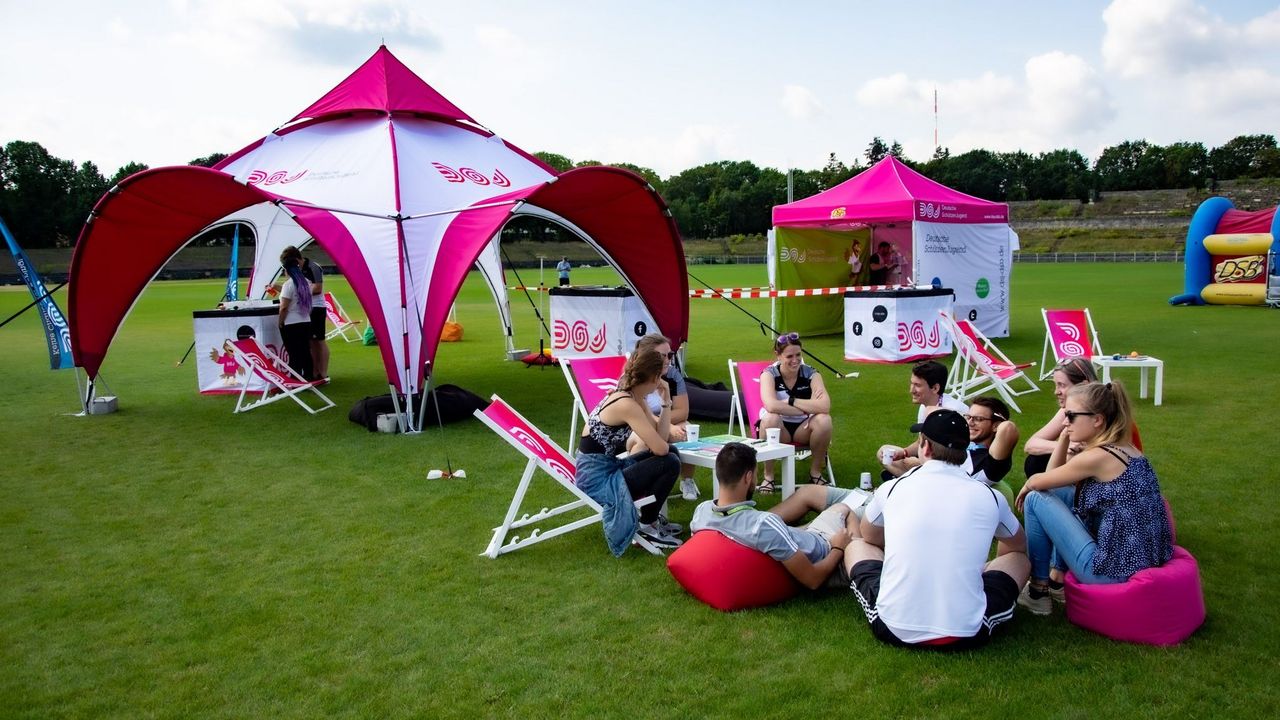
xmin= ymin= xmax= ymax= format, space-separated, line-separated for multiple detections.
xmin=961 ymin=397 xmax=1020 ymax=487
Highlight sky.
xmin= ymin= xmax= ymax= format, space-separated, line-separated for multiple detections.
xmin=2 ymin=0 xmax=1278 ymax=179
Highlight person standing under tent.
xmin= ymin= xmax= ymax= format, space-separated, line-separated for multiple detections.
xmin=300 ymin=247 xmax=329 ymax=383
xmin=277 ymin=246 xmax=314 ymax=381
xmin=848 ymin=240 xmax=864 ymax=284
xmin=869 ymin=241 xmax=899 ymax=285
xmin=556 ymin=256 xmax=571 ymax=287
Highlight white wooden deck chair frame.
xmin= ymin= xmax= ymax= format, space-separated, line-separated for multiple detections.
xmin=939 ymin=310 xmax=1039 ymax=414
xmin=560 ymin=354 xmax=627 ymax=452
xmin=1039 ymin=308 xmax=1104 ymax=380
xmin=726 ymin=359 xmax=836 ymax=485
xmin=475 ymin=395 xmax=660 ymax=558
xmin=230 ymin=339 xmax=335 ymax=414
xmin=323 ymin=291 xmax=363 ymax=342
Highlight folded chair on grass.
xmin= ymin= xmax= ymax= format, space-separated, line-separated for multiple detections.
xmin=323 ymin=291 xmax=363 ymax=342
xmin=230 ymin=338 xmax=335 ymax=414
xmin=940 ymin=310 xmax=1039 ymax=414
xmin=475 ymin=395 xmax=661 ymax=558
xmin=727 ymin=359 xmax=835 ymax=485
xmin=560 ymin=354 xmax=627 ymax=451
xmin=1040 ymin=308 xmax=1103 ymax=380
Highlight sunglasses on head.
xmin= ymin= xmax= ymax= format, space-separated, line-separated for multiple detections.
xmin=775 ymin=332 xmax=800 ymax=348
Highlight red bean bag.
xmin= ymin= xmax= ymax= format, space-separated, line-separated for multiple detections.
xmin=1065 ymin=545 xmax=1205 ymax=645
xmin=667 ymin=530 xmax=798 ymax=611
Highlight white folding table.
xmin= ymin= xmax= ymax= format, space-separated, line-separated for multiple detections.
xmin=675 ymin=436 xmax=798 ymax=498
xmin=1092 ymin=356 xmax=1165 ymax=406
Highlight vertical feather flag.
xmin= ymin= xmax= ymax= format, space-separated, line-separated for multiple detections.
xmin=1 ymin=216 xmax=74 ymax=369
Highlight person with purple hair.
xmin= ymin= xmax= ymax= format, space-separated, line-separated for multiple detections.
xmin=277 ymin=245 xmax=314 ymax=380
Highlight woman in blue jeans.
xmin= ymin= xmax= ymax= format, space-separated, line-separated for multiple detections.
xmin=1014 ymin=381 xmax=1173 ymax=615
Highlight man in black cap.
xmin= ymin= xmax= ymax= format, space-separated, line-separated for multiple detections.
xmin=843 ymin=409 xmax=1030 ymax=649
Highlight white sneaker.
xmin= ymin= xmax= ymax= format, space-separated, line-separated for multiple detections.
xmin=1018 ymin=583 xmax=1052 ymax=616
xmin=680 ymin=477 xmax=699 ymax=501
xmin=637 ymin=522 xmax=683 ymax=548
xmin=657 ymin=514 xmax=683 ymax=536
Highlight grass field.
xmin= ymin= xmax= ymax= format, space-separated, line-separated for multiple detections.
xmin=2 ymin=263 xmax=1278 ymax=718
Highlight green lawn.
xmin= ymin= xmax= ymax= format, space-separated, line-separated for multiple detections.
xmin=1 ymin=263 xmax=1277 ymax=718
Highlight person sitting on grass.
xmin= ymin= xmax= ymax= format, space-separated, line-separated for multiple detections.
xmin=844 ymin=409 xmax=1030 ymax=649
xmin=1015 ymin=381 xmax=1173 ymax=615
xmin=757 ymin=332 xmax=834 ymax=492
xmin=962 ymin=396 xmax=1019 ymax=487
xmin=690 ymin=442 xmax=852 ymax=590
xmin=877 ymin=360 xmax=968 ymax=479
xmin=1023 ymin=357 xmax=1097 ymax=478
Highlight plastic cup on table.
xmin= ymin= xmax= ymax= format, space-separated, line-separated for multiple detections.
xmin=686 ymin=424 xmax=700 ymax=443
xmin=765 ymin=427 xmax=781 ymax=445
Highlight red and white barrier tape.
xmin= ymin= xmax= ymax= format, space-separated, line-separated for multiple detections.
xmin=689 ymin=284 xmax=908 ymax=299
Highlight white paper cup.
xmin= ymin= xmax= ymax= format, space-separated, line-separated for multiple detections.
xmin=765 ymin=427 xmax=782 ymax=445
xmin=686 ymin=424 xmax=700 ymax=443
xmin=880 ymin=448 xmax=897 ymax=465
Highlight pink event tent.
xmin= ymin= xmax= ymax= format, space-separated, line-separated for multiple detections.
xmin=69 ymin=47 xmax=688 ymax=419
xmin=770 ymin=156 xmax=1018 ymax=337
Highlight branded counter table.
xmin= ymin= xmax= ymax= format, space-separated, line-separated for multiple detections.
xmin=548 ymin=286 xmax=658 ymax=360
xmin=193 ymin=303 xmax=284 ymax=394
xmin=844 ymin=287 xmax=954 ymax=363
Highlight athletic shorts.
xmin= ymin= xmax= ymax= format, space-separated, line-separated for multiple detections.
xmin=309 ymin=306 xmax=327 ymax=341
xmin=849 ymin=560 xmax=1019 ymax=650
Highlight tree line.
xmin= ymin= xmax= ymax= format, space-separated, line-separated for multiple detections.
xmin=2 ymin=134 xmax=1276 ymax=247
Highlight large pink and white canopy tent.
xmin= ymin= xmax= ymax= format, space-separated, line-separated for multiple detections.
xmin=69 ymin=47 xmax=688 ymax=413
xmin=771 ymin=156 xmax=1018 ymax=337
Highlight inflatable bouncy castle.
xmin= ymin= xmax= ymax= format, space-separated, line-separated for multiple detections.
xmin=1170 ymin=197 xmax=1280 ymax=306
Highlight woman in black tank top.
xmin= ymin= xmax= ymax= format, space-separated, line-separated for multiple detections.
xmin=757 ymin=333 xmax=834 ymax=491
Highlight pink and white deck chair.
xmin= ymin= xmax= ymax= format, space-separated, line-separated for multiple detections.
xmin=323 ymin=291 xmax=363 ymax=342
xmin=474 ymin=395 xmax=660 ymax=558
xmin=726 ymin=359 xmax=835 ymax=484
xmin=229 ymin=338 xmax=335 ymax=414
xmin=560 ymin=354 xmax=627 ymax=451
xmin=1040 ymin=308 xmax=1104 ymax=380
xmin=940 ymin=310 xmax=1039 ymax=413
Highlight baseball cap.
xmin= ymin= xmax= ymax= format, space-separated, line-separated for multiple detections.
xmin=909 ymin=409 xmax=969 ymax=450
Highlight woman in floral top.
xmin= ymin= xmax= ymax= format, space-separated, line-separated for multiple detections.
xmin=1014 ymin=381 xmax=1173 ymax=615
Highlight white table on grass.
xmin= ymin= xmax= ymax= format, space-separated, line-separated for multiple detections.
xmin=674 ymin=435 xmax=797 ymax=499
xmin=1092 ymin=356 xmax=1165 ymax=406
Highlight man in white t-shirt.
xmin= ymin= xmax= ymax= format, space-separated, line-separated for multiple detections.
xmin=877 ymin=360 xmax=968 ymax=479
xmin=845 ymin=410 xmax=1029 ymax=649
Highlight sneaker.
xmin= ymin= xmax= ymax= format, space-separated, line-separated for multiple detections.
xmin=657 ymin=514 xmax=683 ymax=536
xmin=1018 ymin=583 xmax=1052 ymax=616
xmin=680 ymin=477 xmax=699 ymax=501
xmin=637 ymin=522 xmax=683 ymax=548
xmin=1048 ymin=581 xmax=1066 ymax=604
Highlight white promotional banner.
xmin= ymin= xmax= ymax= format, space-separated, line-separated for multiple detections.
xmin=549 ymin=287 xmax=657 ymax=359
xmin=844 ymin=288 xmax=954 ymax=363
xmin=912 ymin=222 xmax=1015 ymax=337
xmin=193 ymin=307 xmax=284 ymax=394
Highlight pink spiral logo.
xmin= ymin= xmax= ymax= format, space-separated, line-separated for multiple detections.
xmin=493 ymin=169 xmax=511 ymax=187
xmin=459 ymin=167 xmax=490 ymax=185
xmin=510 ymin=427 xmax=545 ymax=455
xmin=1059 ymin=341 xmax=1086 ymax=357
xmin=926 ymin=321 xmax=940 ymax=348
xmin=897 ymin=321 xmax=928 ymax=350
xmin=570 ymin=321 xmax=590 ymax=351
xmin=432 ymin=162 xmax=464 ymax=183
xmin=552 ymin=320 xmax=569 ymax=348
xmin=546 ymin=458 xmax=574 ymax=482
xmin=896 ymin=323 xmax=910 ymax=351
xmin=247 ymin=170 xmax=267 ymax=184
xmin=588 ymin=325 xmax=607 ymax=353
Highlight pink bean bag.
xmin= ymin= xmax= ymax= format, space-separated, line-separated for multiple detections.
xmin=667 ymin=530 xmax=798 ymax=611
xmin=1064 ymin=545 xmax=1205 ymax=645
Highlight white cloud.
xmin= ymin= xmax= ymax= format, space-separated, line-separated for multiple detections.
xmin=1025 ymin=52 xmax=1115 ymax=134
xmin=592 ymin=124 xmax=740 ymax=176
xmin=1102 ymin=0 xmax=1280 ymax=77
xmin=780 ymin=85 xmax=822 ymax=120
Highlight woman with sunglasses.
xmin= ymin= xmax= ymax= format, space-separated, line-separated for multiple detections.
xmin=1014 ymin=381 xmax=1172 ymax=615
xmin=1023 ymin=357 xmax=1098 ymax=478
xmin=757 ymin=332 xmax=833 ymax=492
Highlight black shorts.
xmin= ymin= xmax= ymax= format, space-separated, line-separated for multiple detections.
xmin=849 ymin=559 xmax=1019 ymax=650
xmin=309 ymin=306 xmax=327 ymax=341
